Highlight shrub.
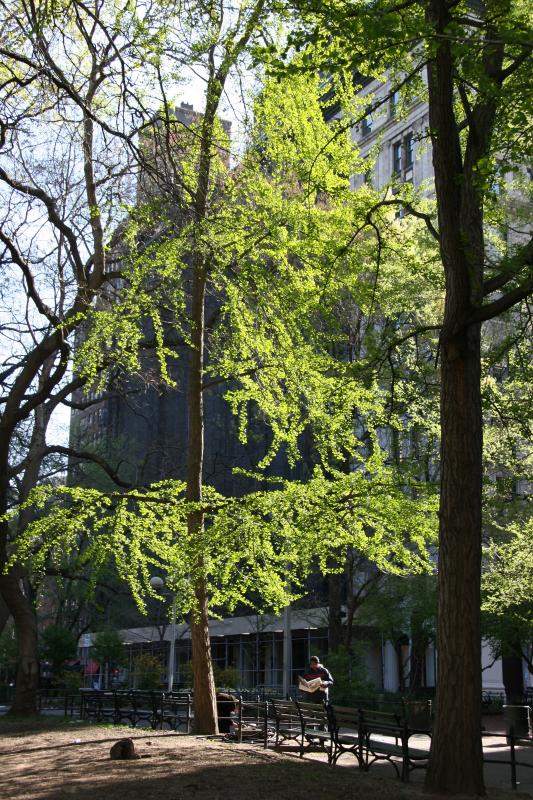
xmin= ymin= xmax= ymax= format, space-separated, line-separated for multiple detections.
xmin=326 ymin=645 xmax=377 ymax=705
xmin=216 ymin=667 xmax=241 ymax=690
xmin=134 ymin=653 xmax=163 ymax=690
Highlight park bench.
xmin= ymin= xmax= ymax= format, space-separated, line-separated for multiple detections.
xmin=80 ymin=689 xmax=163 ymax=729
xmin=156 ymin=692 xmax=192 ymax=731
xmin=296 ymin=700 xmax=333 ymax=762
xmin=126 ymin=691 xmax=159 ymax=728
xmin=269 ymin=699 xmax=332 ymax=760
xmin=269 ymin=699 xmax=302 ymax=751
xmin=358 ymin=708 xmax=430 ymax=781
xmin=325 ymin=704 xmax=360 ymax=765
xmin=80 ymin=689 xmax=117 ymax=723
xmin=38 ymin=689 xmax=79 ymax=717
xmin=232 ymin=698 xmax=270 ymax=744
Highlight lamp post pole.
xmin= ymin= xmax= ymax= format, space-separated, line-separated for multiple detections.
xmin=282 ymin=603 xmax=291 ymax=699
xmin=168 ymin=594 xmax=177 ymax=692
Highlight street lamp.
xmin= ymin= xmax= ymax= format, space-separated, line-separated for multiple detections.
xmin=149 ymin=575 xmax=177 ymax=692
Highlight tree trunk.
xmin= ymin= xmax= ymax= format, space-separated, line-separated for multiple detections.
xmin=425 ymin=322 xmax=484 ymax=794
xmin=0 ymin=572 xmax=39 ymax=716
xmin=422 ymin=0 xmax=495 ymax=790
xmin=191 ymin=577 xmax=218 ymax=734
xmin=327 ymin=568 xmax=343 ymax=652
xmin=186 ymin=253 xmax=218 ymax=732
xmin=502 ymin=651 xmax=524 ymax=702
xmin=186 ymin=197 xmax=217 ymax=732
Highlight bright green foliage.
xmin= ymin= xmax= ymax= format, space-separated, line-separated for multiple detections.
xmin=2 ymin=61 xmax=443 ymax=624
xmin=482 ymin=519 xmax=533 ymax=614
xmin=6 ymin=466 xmax=437 ymax=620
xmin=77 ymin=69 xmax=441 ymax=467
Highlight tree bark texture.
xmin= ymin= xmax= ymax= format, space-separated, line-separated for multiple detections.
xmin=186 ymin=250 xmax=218 ymax=733
xmin=423 ymin=0 xmax=494 ymax=792
xmin=425 ymin=321 xmax=484 ymax=794
xmin=0 ymin=573 xmax=39 ymax=715
xmin=185 ymin=75 xmax=221 ymax=731
xmin=191 ymin=577 xmax=218 ymax=734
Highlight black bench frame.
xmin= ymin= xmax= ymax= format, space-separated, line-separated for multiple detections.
xmin=269 ymin=699 xmax=333 ymax=761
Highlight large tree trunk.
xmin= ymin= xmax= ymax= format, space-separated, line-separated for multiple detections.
xmin=1 ymin=375 xmax=54 ymax=716
xmin=422 ymin=0 xmax=500 ymax=791
xmin=186 ymin=251 xmax=218 ymax=733
xmin=191 ymin=577 xmax=218 ymax=733
xmin=0 ymin=572 xmax=39 ymax=716
xmin=425 ymin=322 xmax=484 ymax=794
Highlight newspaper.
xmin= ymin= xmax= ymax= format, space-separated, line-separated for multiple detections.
xmin=298 ymin=676 xmax=324 ymax=693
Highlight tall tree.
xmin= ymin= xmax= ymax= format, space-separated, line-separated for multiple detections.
xmin=281 ymin=0 xmax=533 ymax=792
xmin=0 ymin=0 xmax=183 ymax=714
xmin=8 ymin=53 xmax=440 ymax=734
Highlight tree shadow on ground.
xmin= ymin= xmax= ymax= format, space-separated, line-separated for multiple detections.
xmin=0 ymin=735 xmax=421 ymax=800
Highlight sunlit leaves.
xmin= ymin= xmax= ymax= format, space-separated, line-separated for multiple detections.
xmin=5 ymin=465 xmax=437 ymax=617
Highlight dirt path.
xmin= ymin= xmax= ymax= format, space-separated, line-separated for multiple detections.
xmin=0 ymin=719 xmax=530 ymax=800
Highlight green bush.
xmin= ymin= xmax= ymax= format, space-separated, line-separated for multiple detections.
xmin=91 ymin=629 xmax=126 ymax=667
xmin=57 ymin=671 xmax=84 ymax=691
xmin=216 ymin=667 xmax=241 ymax=690
xmin=134 ymin=654 xmax=163 ymax=690
xmin=326 ymin=645 xmax=377 ymax=706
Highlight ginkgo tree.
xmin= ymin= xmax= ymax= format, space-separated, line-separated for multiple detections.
xmin=68 ymin=74 xmax=440 ymax=734
xmin=4 ymin=18 xmax=440 ymax=735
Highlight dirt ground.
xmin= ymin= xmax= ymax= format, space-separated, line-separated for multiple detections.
xmin=0 ymin=718 xmax=531 ymax=800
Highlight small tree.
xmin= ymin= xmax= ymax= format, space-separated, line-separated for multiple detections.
xmin=134 ymin=654 xmax=162 ymax=690
xmin=482 ymin=519 xmax=533 ymax=696
xmin=91 ymin=629 xmax=126 ymax=690
xmin=40 ymin=625 xmax=78 ymax=677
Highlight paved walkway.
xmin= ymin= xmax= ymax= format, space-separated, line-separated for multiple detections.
xmin=302 ymin=715 xmax=533 ymax=794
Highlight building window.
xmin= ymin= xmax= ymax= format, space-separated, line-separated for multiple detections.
xmin=392 ymin=133 xmax=415 ymax=180
xmin=361 ymin=114 xmax=373 ymax=137
xmin=392 ymin=141 xmax=402 ymax=175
